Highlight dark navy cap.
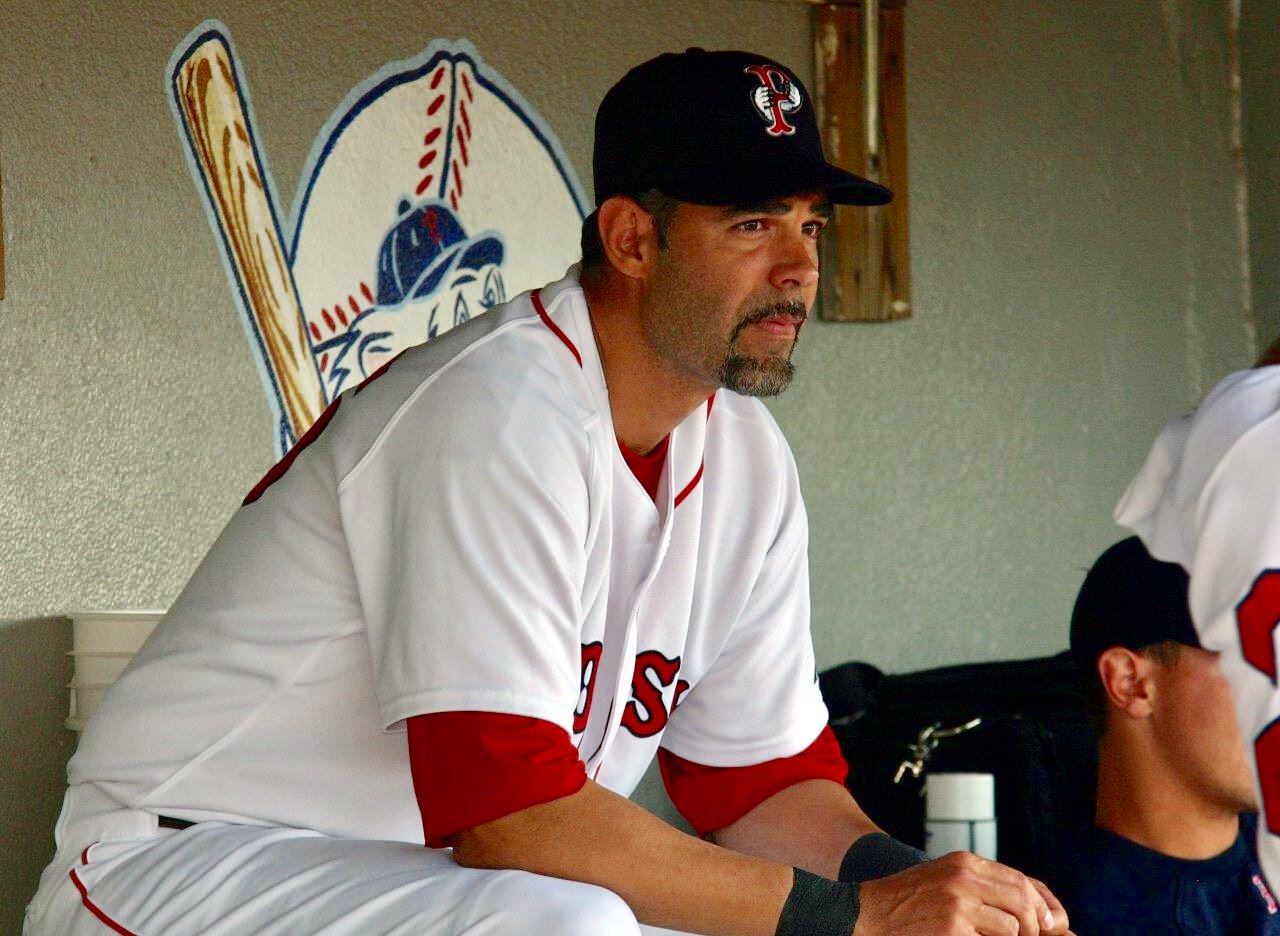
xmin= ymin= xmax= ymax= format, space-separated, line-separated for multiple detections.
xmin=592 ymin=48 xmax=892 ymax=208
xmin=1070 ymin=536 xmax=1202 ymax=675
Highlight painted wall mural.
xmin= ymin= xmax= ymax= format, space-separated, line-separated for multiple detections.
xmin=168 ymin=21 xmax=588 ymax=454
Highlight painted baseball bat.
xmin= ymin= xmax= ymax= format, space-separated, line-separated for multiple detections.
xmin=173 ymin=34 xmax=323 ymax=442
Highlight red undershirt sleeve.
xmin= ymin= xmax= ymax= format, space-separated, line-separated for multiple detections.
xmin=657 ymin=724 xmax=849 ymax=837
xmin=407 ymin=711 xmax=587 ymax=848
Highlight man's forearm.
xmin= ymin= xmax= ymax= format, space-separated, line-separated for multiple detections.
xmin=452 ymin=778 xmax=795 ymax=936
xmin=711 ymin=779 xmax=881 ymax=879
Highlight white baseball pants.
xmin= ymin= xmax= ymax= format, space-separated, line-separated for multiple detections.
xmin=25 ymin=822 xmax=695 ymax=935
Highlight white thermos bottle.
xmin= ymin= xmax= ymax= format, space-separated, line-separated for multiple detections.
xmin=924 ymin=772 xmax=997 ymax=859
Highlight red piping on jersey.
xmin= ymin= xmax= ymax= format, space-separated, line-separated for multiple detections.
xmin=69 ymin=868 xmax=138 ymax=936
xmin=673 ymin=395 xmax=715 ymax=509
xmin=532 ymin=289 xmax=582 ymax=368
xmin=673 ymin=462 xmax=704 ymax=509
xmin=536 ymin=288 xmax=713 ymax=509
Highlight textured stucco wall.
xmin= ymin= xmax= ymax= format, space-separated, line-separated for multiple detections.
xmin=1243 ymin=0 xmax=1280 ymax=345
xmin=776 ymin=0 xmax=1253 ymax=674
xmin=0 ymin=0 xmax=1260 ymax=925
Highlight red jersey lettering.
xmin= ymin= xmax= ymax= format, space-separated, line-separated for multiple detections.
xmin=623 ymin=650 xmax=681 ymax=738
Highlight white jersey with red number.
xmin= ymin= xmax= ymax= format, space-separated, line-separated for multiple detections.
xmin=1115 ymin=365 xmax=1280 ymax=888
xmin=64 ymin=269 xmax=829 ymax=844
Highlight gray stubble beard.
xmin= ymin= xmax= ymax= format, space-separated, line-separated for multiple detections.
xmin=719 ymin=354 xmax=796 ymax=397
xmin=717 ymin=300 xmax=806 ymax=397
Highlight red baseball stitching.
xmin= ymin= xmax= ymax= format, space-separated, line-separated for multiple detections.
xmin=456 ymin=127 xmax=469 ymax=168
xmin=308 ymin=279 xmax=375 ymax=376
xmin=446 ymin=63 xmax=474 ymax=214
xmin=305 ymin=58 xmax=473 ymax=377
xmin=416 ymin=65 xmax=449 ymax=199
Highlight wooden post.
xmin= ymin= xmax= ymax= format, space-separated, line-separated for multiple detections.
xmin=814 ymin=1 xmax=910 ymax=322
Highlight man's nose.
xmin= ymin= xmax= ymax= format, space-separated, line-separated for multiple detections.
xmin=768 ymin=232 xmax=819 ymax=293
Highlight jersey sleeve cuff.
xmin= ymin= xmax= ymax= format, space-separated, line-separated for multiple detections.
xmin=407 ymin=711 xmax=587 ymax=847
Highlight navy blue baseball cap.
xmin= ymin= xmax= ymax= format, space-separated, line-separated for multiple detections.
xmin=593 ymin=48 xmax=892 ymax=208
xmin=1070 ymin=536 xmax=1202 ymax=675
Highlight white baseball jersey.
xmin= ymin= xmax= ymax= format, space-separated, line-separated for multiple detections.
xmin=64 ymin=269 xmax=829 ymax=844
xmin=1115 ymin=364 xmax=1280 ymax=887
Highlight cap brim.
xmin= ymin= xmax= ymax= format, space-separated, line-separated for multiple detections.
xmin=457 ymin=236 xmax=505 ymax=271
xmin=653 ymin=159 xmax=892 ymax=207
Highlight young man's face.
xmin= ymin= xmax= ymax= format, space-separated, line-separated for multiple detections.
xmin=638 ymin=192 xmax=829 ymax=397
xmin=1152 ymin=647 xmax=1258 ymax=814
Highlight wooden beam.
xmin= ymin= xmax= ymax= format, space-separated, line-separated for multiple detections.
xmin=814 ymin=2 xmax=911 ymax=321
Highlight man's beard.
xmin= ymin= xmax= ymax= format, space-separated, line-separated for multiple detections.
xmin=717 ymin=300 xmax=806 ymax=397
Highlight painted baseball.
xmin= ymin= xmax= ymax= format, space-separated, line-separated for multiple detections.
xmin=170 ymin=23 xmax=588 ymax=452
xmin=288 ymin=40 xmax=588 ymax=403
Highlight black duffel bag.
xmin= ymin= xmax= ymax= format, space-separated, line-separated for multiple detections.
xmin=819 ymin=651 xmax=1098 ymax=879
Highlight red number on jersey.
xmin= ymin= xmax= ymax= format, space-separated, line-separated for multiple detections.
xmin=1258 ymin=720 xmax=1280 ymax=836
xmin=1238 ymin=570 xmax=1280 ymax=682
xmin=574 ymin=642 xmax=604 ymax=735
xmin=1238 ymin=570 xmax=1280 ymax=834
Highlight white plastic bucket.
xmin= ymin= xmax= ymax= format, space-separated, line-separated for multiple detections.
xmin=65 ymin=610 xmax=165 ymax=731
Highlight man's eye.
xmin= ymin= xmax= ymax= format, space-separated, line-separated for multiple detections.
xmin=736 ymin=220 xmax=765 ymax=233
xmin=803 ymin=221 xmax=826 ymax=238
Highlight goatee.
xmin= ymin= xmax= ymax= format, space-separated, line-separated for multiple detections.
xmin=718 ymin=300 xmax=806 ymax=397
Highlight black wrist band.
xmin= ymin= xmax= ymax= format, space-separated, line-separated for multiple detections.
xmin=838 ymin=831 xmax=927 ymax=884
xmin=775 ymin=868 xmax=859 ymax=936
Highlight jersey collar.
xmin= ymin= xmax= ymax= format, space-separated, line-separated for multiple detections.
xmin=534 ymin=268 xmax=713 ymax=514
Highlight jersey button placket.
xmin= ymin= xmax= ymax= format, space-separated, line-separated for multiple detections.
xmin=592 ymin=522 xmax=674 ymax=773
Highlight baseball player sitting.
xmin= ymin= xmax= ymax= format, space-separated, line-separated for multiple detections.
xmin=26 ymin=49 xmax=1070 ymax=935
xmin=1111 ymin=334 xmax=1280 ymax=902
xmin=1047 ymin=536 xmax=1278 ymax=935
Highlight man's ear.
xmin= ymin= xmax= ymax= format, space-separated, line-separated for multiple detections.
xmin=596 ymin=195 xmax=658 ymax=280
xmin=1097 ymin=646 xmax=1156 ymax=720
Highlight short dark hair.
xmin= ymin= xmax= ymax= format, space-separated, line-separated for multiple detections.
xmin=1082 ymin=639 xmax=1185 ymax=737
xmin=579 ymin=189 xmax=681 ymax=286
